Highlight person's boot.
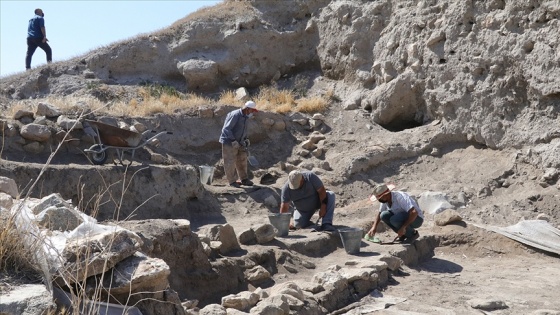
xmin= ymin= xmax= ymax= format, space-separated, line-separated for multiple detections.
xmin=241 ymin=179 xmax=254 ymax=186
xmin=404 ymin=230 xmax=420 ymax=243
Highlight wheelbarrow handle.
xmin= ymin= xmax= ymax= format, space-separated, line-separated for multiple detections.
xmin=147 ymin=130 xmax=173 ymax=134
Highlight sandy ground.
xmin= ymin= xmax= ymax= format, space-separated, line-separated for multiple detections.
xmin=210 ymin=134 xmax=560 ymax=314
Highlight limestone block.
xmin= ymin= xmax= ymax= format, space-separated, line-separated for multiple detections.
xmin=222 ymin=291 xmax=259 ymax=311
xmin=36 ymin=102 xmax=61 ymax=118
xmin=14 ymin=109 xmax=34 ymax=120
xmin=0 ymin=192 xmax=13 ymax=209
xmin=301 ymin=139 xmax=317 ymax=150
xmin=250 ymin=295 xmax=289 ymax=315
xmin=36 ymin=206 xmax=84 ymax=231
xmin=245 ymin=265 xmax=271 ymax=282
xmin=253 ymin=224 xmax=276 ymax=244
xmin=308 ymin=132 xmax=326 ymax=144
xmin=270 ymin=281 xmax=305 ymax=301
xmin=238 ymin=228 xmax=256 ymax=245
xmin=0 ymin=176 xmax=18 ymax=198
xmin=58 ymin=228 xmax=143 ymax=285
xmin=199 ymin=304 xmax=227 ymax=315
xmin=236 ymin=87 xmax=249 ymax=101
xmin=198 ymin=223 xmax=241 ymax=254
xmin=57 ymin=115 xmax=83 ymax=130
xmin=338 ymin=267 xmax=370 ymax=283
xmin=379 ymin=255 xmax=402 ymax=271
xmin=312 ymin=270 xmax=347 ymax=291
xmin=435 ymin=209 xmax=463 ymax=226
xmin=31 ymin=193 xmax=74 ymax=215
xmin=20 ymin=124 xmax=51 ymax=141
xmin=0 ymin=284 xmax=55 ymax=315
xmin=94 ymin=252 xmax=170 ymax=295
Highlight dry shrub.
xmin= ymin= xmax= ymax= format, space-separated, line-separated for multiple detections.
xmin=172 ymin=1 xmax=252 ymax=25
xmin=256 ymin=86 xmax=296 ymax=113
xmin=273 ymin=103 xmax=295 ymax=114
xmin=296 ymin=96 xmax=328 ymax=114
xmin=5 ymin=102 xmax=31 ymax=118
xmin=0 ymin=212 xmax=43 ymax=278
xmin=218 ymin=90 xmax=241 ymax=106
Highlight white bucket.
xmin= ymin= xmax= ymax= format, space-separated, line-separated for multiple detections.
xmin=199 ymin=165 xmax=215 ymax=185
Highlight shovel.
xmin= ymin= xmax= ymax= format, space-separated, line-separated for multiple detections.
xmin=246 ymin=147 xmax=259 ymax=168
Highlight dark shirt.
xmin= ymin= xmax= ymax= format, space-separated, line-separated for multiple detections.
xmin=28 ymin=14 xmax=45 ymax=39
xmin=281 ymin=171 xmax=324 ymax=213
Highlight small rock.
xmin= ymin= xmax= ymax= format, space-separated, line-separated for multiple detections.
xmin=435 ymin=209 xmax=463 ymax=226
xmin=536 ymin=213 xmax=550 ymax=222
xmin=469 ymin=298 xmax=508 ymax=311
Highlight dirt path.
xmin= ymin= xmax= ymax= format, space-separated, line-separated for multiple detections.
xmin=344 ymin=225 xmax=560 ymax=315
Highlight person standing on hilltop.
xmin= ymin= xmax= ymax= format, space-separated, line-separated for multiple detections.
xmin=219 ymin=101 xmax=259 ymax=188
xmin=367 ymin=183 xmax=424 ymax=243
xmin=26 ymin=8 xmax=52 ymax=70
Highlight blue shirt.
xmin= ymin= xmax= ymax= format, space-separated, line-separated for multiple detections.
xmin=281 ymin=171 xmax=324 ymax=213
xmin=379 ymin=191 xmax=424 ymax=219
xmin=28 ymin=15 xmax=45 ymax=39
xmin=219 ymin=109 xmax=249 ymax=145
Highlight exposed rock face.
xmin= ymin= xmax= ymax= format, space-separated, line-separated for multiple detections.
xmin=0 ymin=163 xmax=202 ymax=221
xmin=4 ymin=1 xmax=557 ymax=171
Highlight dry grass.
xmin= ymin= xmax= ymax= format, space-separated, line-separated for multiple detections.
xmin=2 ymin=83 xmax=330 ymax=118
xmin=0 ymin=213 xmax=41 ymax=275
xmin=295 ymin=96 xmax=329 ymax=113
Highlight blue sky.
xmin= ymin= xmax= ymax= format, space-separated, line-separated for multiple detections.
xmin=0 ymin=0 xmax=221 ymax=77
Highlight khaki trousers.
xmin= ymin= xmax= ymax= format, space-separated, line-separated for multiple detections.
xmin=222 ymin=144 xmax=248 ymax=184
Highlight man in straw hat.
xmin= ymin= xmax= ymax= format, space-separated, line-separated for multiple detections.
xmin=367 ymin=183 xmax=424 ymax=243
xmin=219 ymin=101 xmax=259 ymax=188
xmin=279 ymin=170 xmax=336 ymax=231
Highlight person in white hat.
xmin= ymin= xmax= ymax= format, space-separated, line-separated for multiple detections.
xmin=219 ymin=101 xmax=259 ymax=187
xmin=367 ymin=183 xmax=424 ymax=243
xmin=279 ymin=170 xmax=336 ymax=231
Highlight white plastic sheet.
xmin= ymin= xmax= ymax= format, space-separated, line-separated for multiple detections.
xmin=484 ymin=220 xmax=560 ymax=255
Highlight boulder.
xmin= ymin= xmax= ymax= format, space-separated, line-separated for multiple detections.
xmin=0 ymin=177 xmax=18 ymax=198
xmin=20 ymin=124 xmax=51 ymax=142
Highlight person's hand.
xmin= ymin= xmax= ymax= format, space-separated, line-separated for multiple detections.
xmin=319 ymin=205 xmax=327 ymax=218
xmin=232 ymin=141 xmax=240 ymax=149
xmin=397 ymin=226 xmax=406 ymax=237
xmin=367 ymin=227 xmax=376 ymax=237
xmin=289 ymin=221 xmax=298 ymax=230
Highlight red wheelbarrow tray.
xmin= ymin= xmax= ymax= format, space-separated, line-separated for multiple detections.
xmin=85 ymin=120 xmax=143 ymax=147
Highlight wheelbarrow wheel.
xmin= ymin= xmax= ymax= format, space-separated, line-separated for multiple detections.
xmin=89 ymin=144 xmax=108 ymax=165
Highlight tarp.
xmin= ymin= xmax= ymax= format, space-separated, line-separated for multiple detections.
xmin=483 ymin=220 xmax=560 ymax=255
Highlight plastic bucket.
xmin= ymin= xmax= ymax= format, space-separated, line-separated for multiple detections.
xmin=339 ymin=227 xmax=363 ymax=254
xmin=199 ymin=165 xmax=215 ymax=185
xmin=268 ymin=213 xmax=292 ymax=237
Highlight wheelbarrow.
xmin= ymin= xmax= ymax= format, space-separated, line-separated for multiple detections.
xmin=84 ymin=119 xmax=172 ymax=165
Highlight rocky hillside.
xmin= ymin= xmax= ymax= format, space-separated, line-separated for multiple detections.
xmin=2 ymin=0 xmax=559 ymax=156
xmin=2 ymin=1 xmax=560 ymax=315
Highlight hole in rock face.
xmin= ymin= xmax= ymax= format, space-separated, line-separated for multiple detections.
xmin=379 ymin=116 xmax=423 ymax=132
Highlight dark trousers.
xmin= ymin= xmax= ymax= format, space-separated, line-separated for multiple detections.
xmin=26 ymin=37 xmax=52 ymax=69
xmin=380 ymin=210 xmax=423 ymax=238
